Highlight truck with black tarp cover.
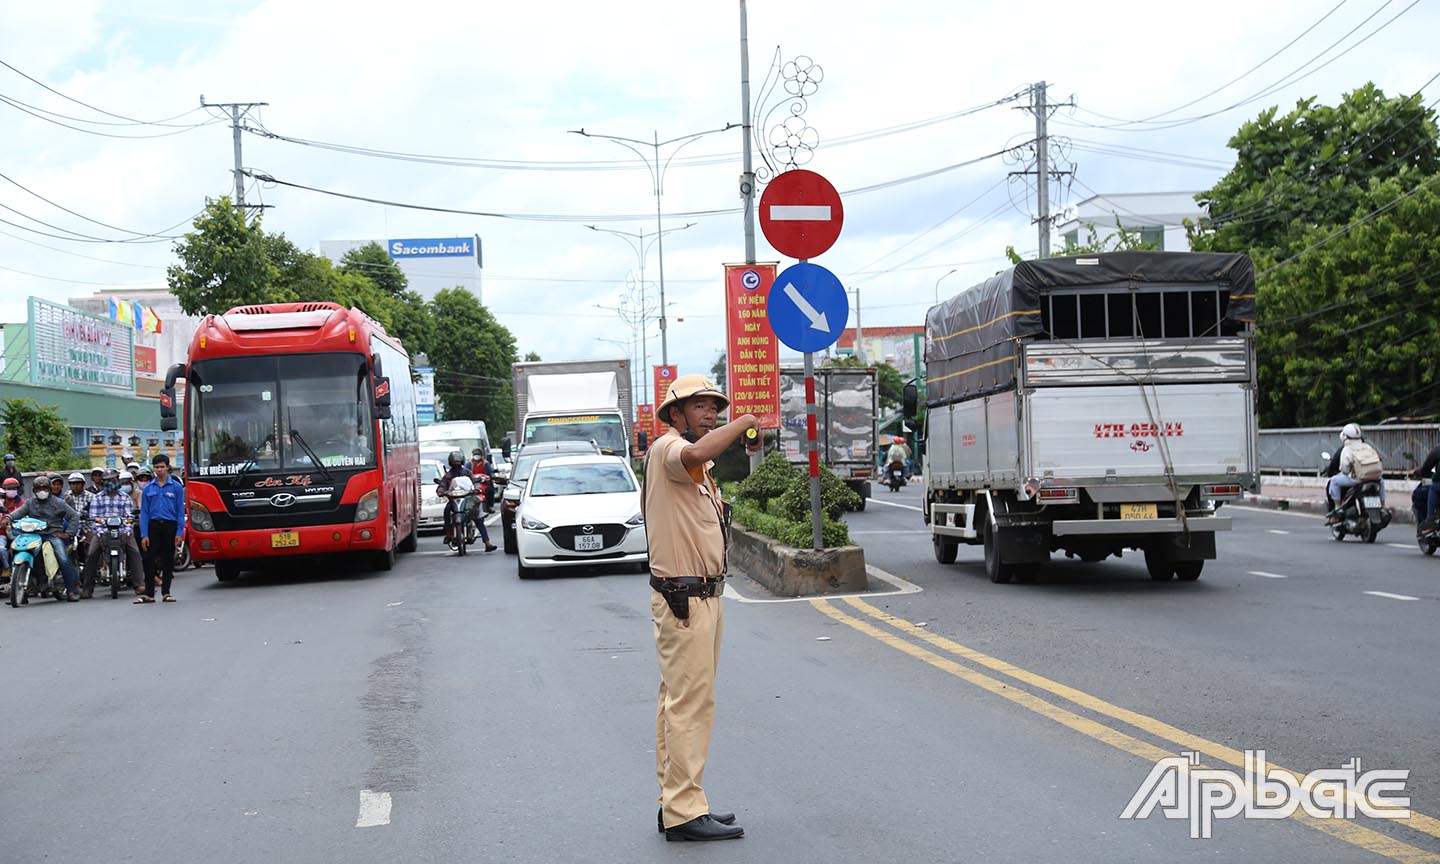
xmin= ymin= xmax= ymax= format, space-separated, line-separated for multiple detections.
xmin=906 ymin=251 xmax=1259 ymax=583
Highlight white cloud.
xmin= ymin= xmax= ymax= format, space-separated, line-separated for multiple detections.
xmin=1 ymin=0 xmax=1434 ymax=386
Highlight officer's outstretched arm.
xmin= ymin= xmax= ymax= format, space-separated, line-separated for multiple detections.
xmin=680 ymin=415 xmax=761 ymax=470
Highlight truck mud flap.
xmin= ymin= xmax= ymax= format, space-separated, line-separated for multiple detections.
xmin=1152 ymin=531 xmax=1215 ymax=562
xmin=998 ymin=525 xmax=1050 ymax=564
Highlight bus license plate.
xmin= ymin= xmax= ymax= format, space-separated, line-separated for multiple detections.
xmin=574 ymin=534 xmax=604 ymax=551
xmin=1363 ymin=496 xmax=1382 ymax=509
xmin=271 ymin=531 xmax=300 ymax=549
xmin=1120 ymin=503 xmax=1157 ymax=520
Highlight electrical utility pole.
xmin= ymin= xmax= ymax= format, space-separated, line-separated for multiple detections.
xmin=740 ymin=0 xmax=757 ymax=265
xmin=1014 ymin=82 xmax=1072 ymax=258
xmin=200 ymin=97 xmax=268 ymax=214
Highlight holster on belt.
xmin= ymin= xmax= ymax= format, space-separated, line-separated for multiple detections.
xmin=655 ymin=579 xmax=692 ymax=620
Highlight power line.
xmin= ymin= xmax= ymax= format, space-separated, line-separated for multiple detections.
xmin=0 ymin=94 xmax=225 ymax=139
xmin=0 ymin=262 xmax=163 ymax=287
xmin=0 ymin=228 xmax=168 ymax=268
xmin=0 ymin=58 xmax=213 ymax=127
xmin=0 ymin=170 xmax=193 ymax=238
xmin=1064 ymin=0 xmax=1420 ymax=133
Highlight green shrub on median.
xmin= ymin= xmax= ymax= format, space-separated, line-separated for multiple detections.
xmin=729 ymin=452 xmax=853 ymax=547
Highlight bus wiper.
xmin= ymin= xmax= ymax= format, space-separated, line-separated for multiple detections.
xmin=288 ymin=429 xmax=334 ymax=481
xmin=232 ymin=435 xmax=275 ymax=487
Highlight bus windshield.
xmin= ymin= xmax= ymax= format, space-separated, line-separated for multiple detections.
xmin=187 ymin=353 xmax=377 ymax=478
xmin=523 ymin=415 xmax=626 ymax=455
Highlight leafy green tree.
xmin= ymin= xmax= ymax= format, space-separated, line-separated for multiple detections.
xmin=710 ymin=351 xmax=727 ymax=392
xmin=340 ymin=242 xmax=409 ymax=297
xmin=1 ymin=399 xmax=89 ymax=471
xmin=523 ymin=351 xmax=542 ymax=362
xmin=1190 ymin=84 xmax=1440 ymax=425
xmin=429 ymin=287 xmax=519 ymax=429
xmin=1006 ymin=218 xmax=1155 ymax=266
xmin=167 ymin=197 xmax=279 ymax=315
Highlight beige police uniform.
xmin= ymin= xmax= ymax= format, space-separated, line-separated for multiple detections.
xmin=645 ymin=427 xmax=727 ymax=830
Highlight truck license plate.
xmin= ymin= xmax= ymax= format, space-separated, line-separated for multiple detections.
xmin=574 ymin=534 xmax=604 ymax=551
xmin=1120 ymin=503 xmax=1158 ymax=520
xmin=271 ymin=531 xmax=300 ymax=549
xmin=1363 ymin=496 xmax=1382 ymax=509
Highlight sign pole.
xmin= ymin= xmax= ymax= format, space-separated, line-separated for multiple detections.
xmin=803 ymin=348 xmax=823 ymax=550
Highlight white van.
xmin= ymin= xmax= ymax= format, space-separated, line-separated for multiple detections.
xmin=419 ymin=420 xmax=492 ymax=462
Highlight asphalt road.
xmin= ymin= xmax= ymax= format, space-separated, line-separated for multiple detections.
xmin=2 ymin=499 xmax=1437 ymax=863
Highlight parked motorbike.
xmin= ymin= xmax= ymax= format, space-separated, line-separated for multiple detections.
xmin=444 ymin=476 xmax=481 ymax=556
xmin=98 ymin=516 xmax=132 ymax=599
xmin=8 ymin=516 xmax=62 ymax=607
xmin=886 ymin=460 xmax=906 ymax=492
xmin=1327 ymin=480 xmax=1392 ymax=543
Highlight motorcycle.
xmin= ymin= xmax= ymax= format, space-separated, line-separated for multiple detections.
xmin=98 ymin=516 xmax=133 ymax=599
xmin=8 ymin=516 xmax=63 ymax=607
xmin=1414 ymin=481 xmax=1438 ymax=557
xmin=444 ymin=476 xmax=482 ymax=556
xmin=886 ymin=460 xmax=906 ymax=492
xmin=1327 ymin=480 xmax=1392 ymax=543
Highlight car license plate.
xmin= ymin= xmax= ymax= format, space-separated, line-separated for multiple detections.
xmin=574 ymin=534 xmax=604 ymax=551
xmin=271 ymin=531 xmax=300 ymax=549
xmin=1120 ymin=503 xmax=1158 ymax=520
xmin=1363 ymin=496 xmax=1383 ymax=509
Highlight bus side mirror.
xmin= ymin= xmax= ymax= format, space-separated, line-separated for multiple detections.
xmin=374 ymin=376 xmax=393 ymax=420
xmin=902 ymin=382 xmax=918 ymax=420
xmin=637 ymin=431 xmax=649 ymax=451
xmin=160 ymin=363 xmax=185 ymax=432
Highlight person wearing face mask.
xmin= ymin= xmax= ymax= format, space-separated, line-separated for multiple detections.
xmin=4 ymin=475 xmax=83 ymax=601
xmin=82 ymin=469 xmax=144 ymax=597
xmin=645 ymin=374 xmax=760 ymax=842
xmin=1 ymin=477 xmax=21 ymax=514
xmin=0 ymin=454 xmax=22 ymax=496
xmin=0 ymin=477 xmax=19 ymax=581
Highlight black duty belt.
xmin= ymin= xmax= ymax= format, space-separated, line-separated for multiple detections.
xmin=650 ymin=576 xmax=725 ymax=619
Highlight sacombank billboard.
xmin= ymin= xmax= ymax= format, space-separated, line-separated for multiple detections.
xmin=387 ymin=236 xmax=481 ymax=261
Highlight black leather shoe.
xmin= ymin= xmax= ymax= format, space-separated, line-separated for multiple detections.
xmin=664 ymin=814 xmax=743 ymax=841
xmin=657 ymin=808 xmax=736 ymax=833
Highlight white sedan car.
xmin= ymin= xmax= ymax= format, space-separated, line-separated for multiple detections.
xmin=515 ymin=455 xmax=647 ymax=578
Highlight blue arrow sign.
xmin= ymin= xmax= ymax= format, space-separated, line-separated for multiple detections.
xmin=766 ymin=262 xmax=849 ymax=353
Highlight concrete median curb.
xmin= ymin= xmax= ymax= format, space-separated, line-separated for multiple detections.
xmin=1238 ymin=492 xmax=1414 ymax=525
xmin=728 ymin=525 xmax=869 ymax=597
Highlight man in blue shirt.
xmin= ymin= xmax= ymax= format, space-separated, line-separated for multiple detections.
xmin=138 ymin=453 xmax=186 ymax=603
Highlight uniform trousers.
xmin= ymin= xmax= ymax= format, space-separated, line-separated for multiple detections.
xmin=652 ymin=590 xmax=724 ymax=830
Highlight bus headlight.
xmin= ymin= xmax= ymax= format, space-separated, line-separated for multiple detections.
xmin=356 ymin=490 xmax=380 ymax=522
xmin=188 ymin=502 xmax=215 ymax=532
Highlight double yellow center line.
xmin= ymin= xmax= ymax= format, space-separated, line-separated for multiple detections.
xmin=812 ymin=597 xmax=1440 ymax=863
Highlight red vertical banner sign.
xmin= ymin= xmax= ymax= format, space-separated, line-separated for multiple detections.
xmin=652 ymin=365 xmax=677 ymax=437
xmin=723 ymin=263 xmax=782 ymax=428
xmin=636 ymin=403 xmax=653 ymax=452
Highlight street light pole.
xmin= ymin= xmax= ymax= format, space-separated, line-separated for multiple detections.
xmin=571 ymin=124 xmax=737 ymax=366
xmin=587 ymin=222 xmax=695 ymax=403
xmin=934 ymin=268 xmax=959 ymax=305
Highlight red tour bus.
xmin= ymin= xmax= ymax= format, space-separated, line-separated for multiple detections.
xmin=160 ymin=302 xmax=420 ymax=581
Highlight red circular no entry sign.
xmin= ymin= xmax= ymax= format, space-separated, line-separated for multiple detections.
xmin=759 ymin=169 xmax=844 ymax=260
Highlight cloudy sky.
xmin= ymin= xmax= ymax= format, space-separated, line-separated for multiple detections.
xmin=2 ymin=0 xmax=1435 ymax=384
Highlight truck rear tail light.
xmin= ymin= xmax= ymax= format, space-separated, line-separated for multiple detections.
xmin=851 ymin=469 xmax=871 ymax=479
xmin=1202 ymin=483 xmax=1242 ymax=499
xmin=1037 ymin=487 xmax=1078 ymax=504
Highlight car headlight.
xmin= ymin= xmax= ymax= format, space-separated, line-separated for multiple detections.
xmin=188 ymin=502 xmax=215 ymax=532
xmin=520 ymin=514 xmax=549 ymax=531
xmin=625 ymin=512 xmax=644 ymax=527
xmin=356 ymin=489 xmax=380 ymax=522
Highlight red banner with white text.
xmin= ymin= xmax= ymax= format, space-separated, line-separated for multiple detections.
xmin=724 ymin=263 xmax=781 ymax=428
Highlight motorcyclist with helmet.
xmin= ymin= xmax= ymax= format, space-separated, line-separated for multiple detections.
xmin=1325 ymin=423 xmax=1387 ymax=522
xmin=0 ymin=477 xmax=18 ymax=582
xmin=65 ymin=472 xmax=94 ymax=549
xmin=81 ymin=468 xmax=145 ymax=597
xmin=0 ymin=453 xmax=22 ymax=494
xmin=471 ymin=448 xmax=496 ymax=514
xmin=886 ymin=435 xmax=912 ymax=481
xmin=2 ymin=475 xmax=83 ymax=601
xmin=438 ymin=450 xmax=496 ymax=552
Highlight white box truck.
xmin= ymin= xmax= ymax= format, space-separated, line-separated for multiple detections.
xmin=778 ymin=365 xmax=878 ymax=508
xmin=907 ymin=251 xmax=1259 ymax=583
xmin=511 ymin=359 xmax=633 ymax=458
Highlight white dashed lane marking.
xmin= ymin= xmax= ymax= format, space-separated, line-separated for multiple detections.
xmin=1266 ymin=529 xmax=1291 ymax=535
xmin=356 ymin=789 xmax=392 ymax=828
xmin=1248 ymin=571 xmax=1289 ymax=579
xmin=1364 ymin=591 xmax=1420 ymax=602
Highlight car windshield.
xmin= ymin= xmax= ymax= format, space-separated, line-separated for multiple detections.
xmin=523 ymin=415 xmax=626 ymax=455
xmin=510 ymin=448 xmax=595 ymax=485
xmin=529 ymin=463 xmax=635 ymax=497
xmin=419 ymin=462 xmax=443 ymax=485
xmin=187 ymin=353 xmax=376 ymax=478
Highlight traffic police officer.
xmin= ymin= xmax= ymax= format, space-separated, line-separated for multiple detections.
xmin=645 ymin=374 xmax=759 ymax=841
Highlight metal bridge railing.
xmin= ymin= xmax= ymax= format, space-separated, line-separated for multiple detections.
xmin=1260 ymin=425 xmax=1440 ymax=475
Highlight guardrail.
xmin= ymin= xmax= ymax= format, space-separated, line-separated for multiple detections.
xmin=1259 ymin=424 xmax=1439 ymax=475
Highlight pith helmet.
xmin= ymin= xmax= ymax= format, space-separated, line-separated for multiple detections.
xmin=657 ymin=374 xmax=729 ymax=425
